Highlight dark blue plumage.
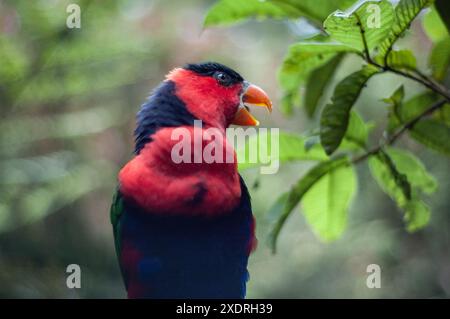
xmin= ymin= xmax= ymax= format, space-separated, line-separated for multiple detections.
xmin=116 ymin=176 xmax=253 ymax=298
xmin=134 ymin=80 xmax=198 ymax=154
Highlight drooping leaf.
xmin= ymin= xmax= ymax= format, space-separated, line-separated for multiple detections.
xmin=423 ymin=5 xmax=449 ymax=42
xmin=324 ymin=0 xmax=395 ymax=53
xmin=236 ymin=131 xmax=328 ymax=172
xmin=304 ymin=54 xmax=344 ymax=117
xmin=343 ymin=111 xmax=372 ymax=149
xmin=378 ymin=0 xmax=434 ymax=58
xmin=410 ymin=119 xmax=450 ymax=156
xmin=279 ymin=42 xmax=358 ymax=115
xmin=387 ymin=91 xmax=438 ymax=132
xmin=320 ymin=65 xmax=379 ymax=155
xmin=203 ymin=0 xmax=302 ymax=27
xmin=403 ymin=200 xmax=431 ymax=232
xmin=383 ymin=91 xmax=450 ymax=155
xmin=385 ymin=49 xmax=418 ymax=70
xmin=383 ymin=85 xmax=405 ymax=106
xmin=204 ymin=0 xmax=356 ymax=27
xmin=387 ymin=148 xmax=438 ymax=194
xmin=369 ymin=148 xmax=434 ymax=231
xmin=429 ymin=37 xmax=450 ymax=81
xmin=272 ymin=0 xmax=357 ymax=24
xmin=376 ymin=150 xmax=412 ymax=202
xmin=301 ymin=162 xmax=357 ymax=241
xmin=383 ymin=85 xmax=406 ymax=132
xmin=268 ymin=156 xmax=349 ymax=252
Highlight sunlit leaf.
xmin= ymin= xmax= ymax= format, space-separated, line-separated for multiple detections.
xmin=385 ymin=50 xmax=417 ymax=70
xmin=324 ymin=0 xmax=395 ymax=53
xmin=369 ymin=148 xmax=435 ymax=231
xmin=203 ymin=0 xmax=303 ymax=27
xmin=387 ymin=148 xmax=438 ymax=194
xmin=204 ymin=0 xmax=355 ymax=27
xmin=320 ymin=65 xmax=379 ymax=155
xmin=343 ymin=111 xmax=372 ymax=149
xmin=268 ymin=156 xmax=349 ymax=252
xmin=403 ymin=200 xmax=431 ymax=232
xmin=378 ymin=0 xmax=434 ymax=58
xmin=423 ymin=5 xmax=449 ymax=42
xmin=237 ymin=131 xmax=328 ymax=171
xmin=429 ymin=37 xmax=450 ymax=81
xmin=302 ymin=162 xmax=357 ymax=241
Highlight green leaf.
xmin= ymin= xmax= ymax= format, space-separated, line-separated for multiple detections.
xmin=369 ymin=148 xmax=435 ymax=231
xmin=302 ymin=162 xmax=357 ymax=241
xmin=204 ymin=0 xmax=356 ymax=27
xmin=384 ymin=91 xmax=450 ymax=155
xmin=429 ymin=37 xmax=450 ymax=81
xmin=404 ymin=200 xmax=431 ymax=232
xmin=378 ymin=0 xmax=434 ymax=58
xmin=436 ymin=103 xmax=450 ymax=125
xmin=410 ymin=119 xmax=450 ymax=156
xmin=384 ymin=85 xmax=405 ymax=132
xmin=387 ymin=91 xmax=438 ymax=132
xmin=268 ymin=156 xmax=349 ymax=252
xmin=320 ymin=66 xmax=379 ymax=155
xmin=323 ymin=0 xmax=395 ymax=53
xmin=383 ymin=85 xmax=405 ymax=106
xmin=434 ymin=0 xmax=450 ymax=34
xmin=272 ymin=0 xmax=357 ymax=24
xmin=423 ymin=5 xmax=449 ymax=42
xmin=203 ymin=0 xmax=302 ymax=27
xmin=385 ymin=49 xmax=417 ymax=70
xmin=343 ymin=111 xmax=371 ymax=149
xmin=279 ymin=42 xmax=358 ymax=115
xmin=369 ymin=153 xmax=409 ymax=205
xmin=387 ymin=148 xmax=438 ymax=194
xmin=304 ymin=54 xmax=344 ymax=117
xmin=236 ymin=131 xmax=328 ymax=171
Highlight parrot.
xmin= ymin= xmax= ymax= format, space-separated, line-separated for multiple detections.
xmin=110 ymin=62 xmax=272 ymax=299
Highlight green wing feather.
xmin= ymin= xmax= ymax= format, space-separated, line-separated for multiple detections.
xmin=110 ymin=189 xmax=124 ymax=259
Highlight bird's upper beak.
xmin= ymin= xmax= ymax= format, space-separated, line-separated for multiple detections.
xmin=232 ymin=83 xmax=272 ymax=126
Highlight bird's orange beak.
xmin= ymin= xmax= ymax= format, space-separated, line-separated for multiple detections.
xmin=232 ymin=84 xmax=272 ymax=126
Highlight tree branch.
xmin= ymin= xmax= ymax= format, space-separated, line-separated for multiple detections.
xmin=352 ymin=99 xmax=447 ymax=164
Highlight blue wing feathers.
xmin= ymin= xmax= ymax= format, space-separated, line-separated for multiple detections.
xmin=116 ymin=175 xmax=254 ymax=298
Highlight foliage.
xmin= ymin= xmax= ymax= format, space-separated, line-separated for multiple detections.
xmin=0 ymin=0 xmax=162 ymax=233
xmin=205 ymin=0 xmax=450 ymax=251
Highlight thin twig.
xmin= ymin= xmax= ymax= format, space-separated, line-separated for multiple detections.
xmin=352 ymin=99 xmax=447 ymax=164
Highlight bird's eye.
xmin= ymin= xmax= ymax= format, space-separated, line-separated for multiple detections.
xmin=214 ymin=72 xmax=231 ymax=86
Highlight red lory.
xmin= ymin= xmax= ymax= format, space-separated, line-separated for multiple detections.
xmin=111 ymin=62 xmax=272 ymax=298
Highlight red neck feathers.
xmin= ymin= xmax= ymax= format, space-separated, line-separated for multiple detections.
xmin=119 ymin=126 xmax=241 ymax=216
xmin=167 ymin=69 xmax=242 ymax=130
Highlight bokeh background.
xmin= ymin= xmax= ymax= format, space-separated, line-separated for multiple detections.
xmin=0 ymin=0 xmax=449 ymax=298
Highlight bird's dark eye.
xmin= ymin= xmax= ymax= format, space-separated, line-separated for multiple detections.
xmin=214 ymin=72 xmax=231 ymax=86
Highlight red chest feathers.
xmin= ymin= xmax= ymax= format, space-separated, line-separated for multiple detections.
xmin=118 ymin=127 xmax=241 ymax=216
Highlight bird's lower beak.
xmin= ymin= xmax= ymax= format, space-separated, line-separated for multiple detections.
xmin=232 ymin=84 xmax=272 ymax=126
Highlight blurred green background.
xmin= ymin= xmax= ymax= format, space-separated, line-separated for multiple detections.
xmin=0 ymin=0 xmax=449 ymax=298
